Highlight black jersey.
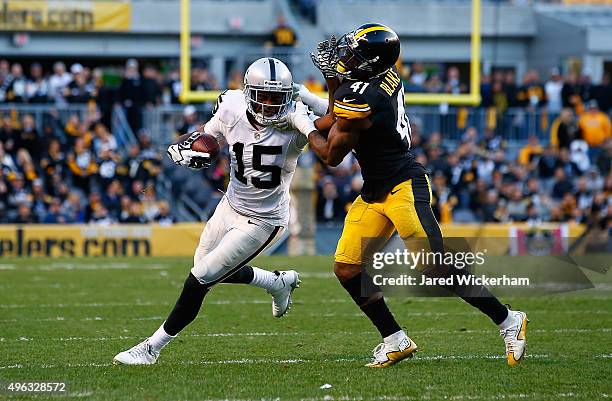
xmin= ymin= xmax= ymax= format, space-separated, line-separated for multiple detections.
xmin=333 ymin=67 xmax=426 ymax=203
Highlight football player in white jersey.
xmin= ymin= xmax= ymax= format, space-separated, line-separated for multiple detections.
xmin=113 ymin=58 xmax=316 ymax=365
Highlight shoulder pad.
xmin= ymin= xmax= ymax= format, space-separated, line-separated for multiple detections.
xmin=211 ymin=89 xmax=245 ymax=127
xmin=333 ymin=84 xmax=372 ymax=120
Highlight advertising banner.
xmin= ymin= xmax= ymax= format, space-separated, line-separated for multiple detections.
xmin=0 ymin=223 xmax=203 ymax=257
xmin=0 ymin=223 xmax=587 ymax=258
xmin=0 ymin=0 xmax=131 ymax=32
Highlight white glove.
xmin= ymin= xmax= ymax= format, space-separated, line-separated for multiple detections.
xmin=284 ymin=101 xmax=317 ymax=138
xmin=292 ymin=83 xmax=328 ymax=116
xmin=273 ymin=115 xmax=291 ymax=131
xmin=167 ymin=132 xmax=212 ymax=170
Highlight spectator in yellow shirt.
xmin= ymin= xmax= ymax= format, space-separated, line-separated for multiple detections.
xmin=518 ymin=135 xmax=543 ymax=166
xmin=268 ymin=15 xmax=298 ymax=47
xmin=579 ymin=100 xmax=612 ymax=147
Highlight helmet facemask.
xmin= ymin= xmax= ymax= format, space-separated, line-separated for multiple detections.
xmin=244 ymin=82 xmax=292 ymax=126
xmin=334 ymin=33 xmax=376 ymax=80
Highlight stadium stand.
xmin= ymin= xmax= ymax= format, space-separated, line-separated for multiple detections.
xmin=0 ymin=58 xmax=610 ymax=228
xmin=0 ymin=1 xmax=610 ymax=232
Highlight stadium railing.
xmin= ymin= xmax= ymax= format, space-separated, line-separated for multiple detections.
xmin=0 ymin=104 xmax=91 ymax=141
xmin=0 ymin=104 xmax=140 ymax=149
xmin=0 ymin=103 xmax=202 ymax=222
xmin=0 ymin=103 xmax=557 ymax=148
xmin=143 ymin=104 xmax=558 ymax=145
xmin=110 ymin=106 xmax=139 ymax=147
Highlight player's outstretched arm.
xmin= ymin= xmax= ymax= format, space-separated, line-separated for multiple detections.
xmin=286 ymin=101 xmax=369 ymax=166
xmin=308 ymin=117 xmax=366 ymax=167
xmin=293 ymin=83 xmax=328 ymax=116
xmin=293 ymin=75 xmax=340 ymax=117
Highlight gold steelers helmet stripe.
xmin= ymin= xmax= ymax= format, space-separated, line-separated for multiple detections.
xmin=354 ymin=25 xmax=393 ymax=39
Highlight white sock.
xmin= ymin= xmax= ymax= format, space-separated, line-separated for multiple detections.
xmin=148 ymin=322 xmax=175 ymax=353
xmin=384 ymin=330 xmax=407 ymax=345
xmin=498 ymin=309 xmax=516 ymax=330
xmin=249 ymin=266 xmax=278 ymax=291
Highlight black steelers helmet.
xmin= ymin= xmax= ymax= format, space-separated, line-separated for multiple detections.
xmin=334 ymin=23 xmax=400 ymax=80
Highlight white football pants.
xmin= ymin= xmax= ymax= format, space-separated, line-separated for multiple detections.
xmin=191 ymin=196 xmax=285 ymax=285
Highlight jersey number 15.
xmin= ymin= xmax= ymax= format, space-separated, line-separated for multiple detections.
xmin=232 ymin=143 xmax=282 ymax=189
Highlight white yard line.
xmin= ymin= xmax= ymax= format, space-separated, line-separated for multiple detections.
xmin=3 ymin=296 xmax=612 ymax=309
xmin=299 ymin=392 xmax=564 ymax=401
xmin=0 ymin=299 xmax=352 ymax=309
xmin=0 ymin=315 xmax=165 ymax=323
xmin=179 ymin=394 xmax=607 ymax=401
xmin=0 ymin=353 xmax=555 ymax=370
xmin=2 ymin=328 xmax=609 ymax=343
xmin=314 ymin=310 xmax=612 ymax=318
xmin=18 ymin=263 xmax=171 ymax=271
xmin=0 ymin=277 xmax=168 ymax=290
xmin=61 ymin=392 xmax=94 ymax=398
xmin=3 ymin=332 xmax=299 ymax=342
xmin=1 ymin=307 xmax=610 ymax=321
xmin=0 ymin=301 xmax=164 ymax=309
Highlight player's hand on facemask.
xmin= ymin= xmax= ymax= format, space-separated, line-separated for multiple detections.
xmin=292 ymin=83 xmax=309 ymax=101
xmin=291 ymin=83 xmax=328 ymax=117
xmin=273 ymin=115 xmax=292 ymax=131
xmin=283 ymin=101 xmax=316 ymax=137
xmin=167 ymin=132 xmax=212 ymax=170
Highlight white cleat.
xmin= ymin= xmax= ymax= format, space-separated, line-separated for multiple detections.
xmin=500 ymin=310 xmax=529 ymax=366
xmin=113 ymin=339 xmax=159 ymax=365
xmin=366 ymin=335 xmax=418 ymax=368
xmin=268 ymin=270 xmax=300 ymax=318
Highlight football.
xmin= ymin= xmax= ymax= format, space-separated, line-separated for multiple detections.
xmin=176 ymin=132 xmax=220 ymax=162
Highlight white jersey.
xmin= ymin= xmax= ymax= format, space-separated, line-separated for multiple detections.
xmin=203 ymin=90 xmax=309 ymax=226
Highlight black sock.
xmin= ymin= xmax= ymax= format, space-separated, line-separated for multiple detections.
xmin=442 ymin=270 xmax=509 ymax=325
xmin=341 ymin=274 xmax=402 ymax=338
xmin=163 ymin=273 xmax=210 ymax=336
xmin=461 ymin=295 xmax=509 ymax=325
xmin=222 ymin=265 xmax=254 ymax=284
xmin=361 ymin=298 xmax=402 ymax=338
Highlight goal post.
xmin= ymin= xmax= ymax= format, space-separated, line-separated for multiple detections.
xmin=179 ymin=0 xmax=481 ymax=105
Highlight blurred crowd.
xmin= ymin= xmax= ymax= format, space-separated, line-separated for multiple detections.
xmin=316 ymin=63 xmax=611 ymax=231
xmin=0 ymin=58 xmax=220 ymax=134
xmin=315 ymin=121 xmax=611 ymax=234
xmin=2 ymin=57 xmax=611 ymax=115
xmin=401 ymin=63 xmax=612 ymax=116
xmin=1 ymin=57 xmax=611 ymax=230
xmin=0 ymin=107 xmax=174 ymax=225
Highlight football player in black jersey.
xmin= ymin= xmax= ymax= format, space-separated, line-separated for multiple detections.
xmin=287 ymin=23 xmax=527 ymax=368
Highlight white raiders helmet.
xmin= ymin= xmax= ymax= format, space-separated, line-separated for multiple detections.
xmin=243 ymin=58 xmax=293 ymax=126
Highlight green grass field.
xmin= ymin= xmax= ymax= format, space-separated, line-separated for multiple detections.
xmin=1 ymin=256 xmax=611 ymax=401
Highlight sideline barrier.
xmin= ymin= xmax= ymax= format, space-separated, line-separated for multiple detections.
xmin=0 ymin=223 xmax=203 ymax=257
xmin=0 ymin=223 xmax=585 ymax=258
xmin=440 ymin=223 xmax=584 ymax=238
